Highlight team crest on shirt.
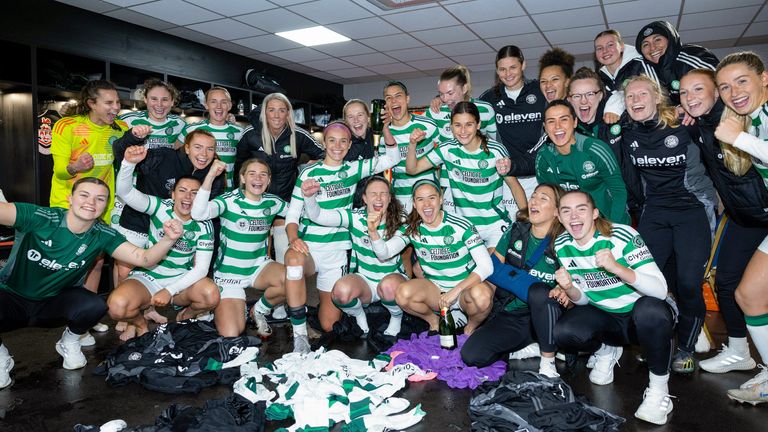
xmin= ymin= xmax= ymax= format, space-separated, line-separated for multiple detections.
xmin=545 ymin=256 xmax=555 ymax=265
xmin=227 ymin=132 xmax=235 ymax=140
xmin=283 ymin=145 xmax=291 ymax=153
xmin=362 ymin=236 xmax=371 ymax=245
xmin=583 ymin=161 xmax=596 ymax=172
xmin=128 ymin=352 xmax=142 ymax=361
xmin=664 ymin=135 xmax=679 ymax=148
xmin=165 ymin=127 xmax=174 ymax=135
xmin=632 ymin=235 xmax=645 ymax=248
xmin=526 ymin=94 xmax=537 ymax=104
xmin=237 ymin=218 xmax=248 ymax=230
xmin=419 ymin=248 xmax=428 ymax=257
xmin=109 ymin=136 xmax=118 ymax=145
xmin=671 ymin=80 xmax=680 ymax=90
xmin=478 ymin=159 xmax=489 ymax=169
xmin=610 ymin=124 xmax=621 ymax=136
xmin=338 ymin=170 xmax=348 ymax=179
xmin=76 ymin=244 xmax=88 ymax=256
xmin=111 ymin=214 xmax=120 ymax=224
xmin=514 ymin=240 xmax=522 ymax=250
xmin=263 ymin=207 xmax=272 ymax=216
xmin=183 ymin=230 xmax=195 ymax=240
xmin=444 ymin=235 xmax=454 ymax=245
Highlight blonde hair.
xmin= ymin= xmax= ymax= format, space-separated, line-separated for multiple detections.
xmin=439 ymin=65 xmax=472 ymax=99
xmin=624 ymin=75 xmax=678 ymax=127
xmin=259 ymin=93 xmax=297 ymax=158
xmin=205 ymin=86 xmax=232 ymax=103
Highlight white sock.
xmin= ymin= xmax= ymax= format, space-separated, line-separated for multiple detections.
xmin=648 ymin=372 xmax=669 ymax=394
xmin=62 ymin=327 xmax=82 ymax=343
xmin=746 ymin=324 xmax=768 ymax=364
xmin=253 ymin=296 xmax=272 ymax=315
xmin=382 ymin=300 xmax=403 ymax=336
xmin=728 ymin=336 xmax=749 ymax=354
xmin=337 ymin=298 xmax=369 ymax=334
xmin=539 ymin=356 xmax=555 ymax=369
xmin=293 ymin=321 xmax=308 ymax=338
xmin=0 ymin=344 xmax=9 ymax=357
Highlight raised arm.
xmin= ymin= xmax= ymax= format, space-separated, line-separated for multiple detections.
xmin=404 ymin=128 xmax=434 ymax=175
xmin=110 ymin=218 xmax=182 ymax=267
xmin=191 ymin=160 xmax=227 ymax=221
xmin=116 ymin=146 xmax=152 ymax=213
xmin=302 ymin=179 xmax=347 ymax=228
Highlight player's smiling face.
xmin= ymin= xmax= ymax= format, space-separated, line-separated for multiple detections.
xmin=625 ymin=80 xmax=660 ymax=122
xmin=185 ymin=135 xmax=216 ymax=170
xmin=716 ymin=63 xmax=768 ymax=116
xmin=540 ymin=65 xmax=569 ymax=102
xmin=544 ymin=104 xmax=577 ymax=153
xmin=68 ymin=182 xmax=109 ymax=222
xmin=558 ymin=192 xmax=599 ymax=245
xmin=241 ymin=160 xmax=270 ymax=199
xmin=438 ymin=78 xmax=467 ymax=109
xmin=145 ymin=86 xmax=174 ymax=122
xmin=413 ymin=183 xmax=442 ymax=226
xmin=640 ymin=34 xmax=668 ymax=64
xmin=680 ymin=72 xmax=718 ymax=118
xmin=568 ymin=78 xmax=602 ymax=124
xmin=172 ymin=178 xmax=200 ymax=220
xmin=344 ymin=102 xmax=369 ymax=139
xmin=87 ymin=89 xmax=120 ymax=126
xmin=594 ymin=33 xmax=623 ymax=69
xmin=496 ymin=56 xmax=525 ymax=90
xmin=265 ymin=99 xmax=289 ymax=135
xmin=323 ymin=127 xmax=352 ymax=165
xmin=450 ymin=112 xmax=480 ymax=147
xmin=205 ymin=89 xmax=232 ymax=125
xmin=363 ymin=179 xmax=391 ymax=216
xmin=528 ymin=185 xmax=558 ymax=227
xmin=384 ymin=85 xmax=410 ymax=124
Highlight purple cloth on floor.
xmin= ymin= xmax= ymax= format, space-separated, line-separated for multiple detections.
xmin=385 ymin=331 xmax=506 ymax=389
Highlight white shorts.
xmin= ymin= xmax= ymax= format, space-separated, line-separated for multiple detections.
xmin=272 ymin=225 xmax=289 ymax=264
xmin=215 ymin=260 xmax=274 ymax=300
xmin=127 ymin=271 xmax=185 ymax=296
xmin=311 ymin=249 xmax=349 ymax=292
xmin=397 ymin=194 xmax=413 ymax=214
xmin=477 ymin=223 xmax=507 ymax=249
xmin=116 ymin=225 xmax=149 ymax=248
xmin=759 ymin=234 xmax=768 ymax=254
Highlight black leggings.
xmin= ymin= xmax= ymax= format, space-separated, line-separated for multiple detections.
xmin=528 ymin=283 xmax=564 ymax=353
xmin=639 ymin=206 xmax=710 ymax=352
xmin=715 ymin=220 xmax=768 ymax=338
xmin=0 ymin=287 xmax=107 ymax=343
xmin=553 ymin=297 xmax=674 ymax=375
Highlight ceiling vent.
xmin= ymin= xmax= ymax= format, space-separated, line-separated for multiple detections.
xmin=364 ymin=0 xmax=440 ymax=10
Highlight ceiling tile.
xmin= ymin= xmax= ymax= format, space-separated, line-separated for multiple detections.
xmin=235 ymin=8 xmax=315 ymax=33
xmin=744 ymin=21 xmax=768 ymax=37
xmin=759 ymin=6 xmax=768 ymax=21
xmin=105 ymin=8 xmax=176 ymax=30
xmin=444 ymin=0 xmax=525 ymax=24
xmin=327 ymin=17 xmax=401 ymax=39
xmin=604 ymin=0 xmax=682 ymax=23
xmin=188 ymin=18 xmax=265 ymax=40
xmin=270 ymin=47 xmax=331 ymax=63
xmin=684 ymin=0 xmax=763 ymax=13
xmin=269 ymin=0 xmax=310 ymax=5
xmin=287 ymin=0 xmax=373 ymax=25
xmin=331 ymin=67 xmax=379 ymax=78
xmin=382 ymin=7 xmax=460 ymax=32
xmin=546 ymin=25 xmax=606 ymax=45
xmin=284 ymin=63 xmax=317 ymax=74
xmin=409 ymin=57 xmax=458 ymax=71
xmin=163 ymin=26 xmax=222 ymax=44
xmin=371 ymin=63 xmax=417 ymax=74
xmin=185 ymin=0 xmax=275 ymax=16
xmin=308 ymin=71 xmax=342 ymax=82
xmin=520 ymin=0 xmax=599 ymax=14
xmin=232 ymin=34 xmax=302 ymax=52
xmin=130 ymin=0 xmax=221 ymax=25
xmin=486 ymin=33 xmax=550 ymax=49
xmin=433 ymin=40 xmax=494 ymax=57
xmin=352 ymin=0 xmax=437 ymax=16
xmin=450 ymin=52 xmax=496 ymax=66
xmin=680 ymin=6 xmax=761 ymax=30
xmin=342 ymin=52 xmax=396 ymax=66
xmin=532 ymin=6 xmax=604 ymax=31
xmin=411 ymin=26 xmax=479 ymax=46
xmin=209 ymin=40 xmax=261 ymax=56
xmin=554 ymin=41 xmax=596 ymax=57
xmin=314 ymin=41 xmax=376 ymax=57
xmin=608 ymin=16 xmax=677 ymax=42
xmin=303 ymin=58 xmax=356 ymax=71
xmin=103 ymin=0 xmax=153 ymax=6
xmin=467 ymin=16 xmax=538 ymax=39
xmin=385 ymin=46 xmax=443 ymax=62
xmin=57 ymin=0 xmax=121 ymax=13
xmin=680 ymin=25 xmax=749 ymax=43
xmin=247 ymin=52 xmax=292 ymax=65
xmin=359 ymin=33 xmax=424 ymax=51
xmin=519 ymin=45 xmax=552 ymax=61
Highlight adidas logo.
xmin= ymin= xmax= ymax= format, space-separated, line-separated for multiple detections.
xmin=315 ymin=177 xmax=325 ymax=183
xmin=40 ymin=239 xmax=52 ymax=247
xmin=568 ymin=260 xmax=578 ymax=268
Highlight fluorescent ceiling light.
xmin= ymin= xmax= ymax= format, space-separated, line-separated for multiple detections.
xmin=276 ymin=26 xmax=350 ymax=47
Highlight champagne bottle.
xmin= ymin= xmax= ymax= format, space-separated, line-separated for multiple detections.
xmin=370 ymin=99 xmax=385 ymax=134
xmin=439 ymin=307 xmax=457 ymax=350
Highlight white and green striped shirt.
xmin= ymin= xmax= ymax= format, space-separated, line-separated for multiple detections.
xmin=737 ymin=102 xmax=768 ymax=188
xmin=379 ymin=114 xmax=439 ymax=208
xmin=197 ymin=189 xmax=286 ymax=289
xmin=131 ymin=197 xmax=214 ymax=283
xmin=554 ymin=224 xmax=656 ymax=313
xmin=119 ymin=111 xmax=186 ymax=150
xmin=426 ymin=138 xmax=509 ymax=233
xmin=180 ymin=120 xmax=244 ymax=190
xmin=424 ymin=97 xmax=498 ymax=144
xmin=409 ymin=212 xmax=485 ymax=291
xmin=286 ymin=148 xmax=399 ymax=252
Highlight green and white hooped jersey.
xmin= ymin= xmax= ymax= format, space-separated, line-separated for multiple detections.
xmin=554 ymin=223 xmax=655 ymax=314
xmin=119 ymin=111 xmax=185 ymax=150
xmin=209 ymin=190 xmax=287 ymax=288
xmin=342 ymin=208 xmax=406 ymax=283
xmin=424 ymin=97 xmax=498 ymax=144
xmin=379 ymin=114 xmax=439 ymax=206
xmin=747 ymin=102 xmax=768 ymax=188
xmin=180 ymin=120 xmax=245 ymax=190
xmin=426 ymin=138 xmax=509 ymax=233
xmin=131 ymin=197 xmax=214 ymax=282
xmin=409 ymin=212 xmax=485 ymax=291
xmin=290 ymin=159 xmax=382 ymax=252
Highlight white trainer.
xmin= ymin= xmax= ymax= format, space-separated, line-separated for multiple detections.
xmin=293 ymin=334 xmax=311 ymax=354
xmin=249 ymin=307 xmax=273 ymax=338
xmin=509 ymin=342 xmax=540 ymax=360
xmin=634 ymin=387 xmax=674 ymax=425
xmin=79 ymin=332 xmax=96 ymax=347
xmin=91 ymin=323 xmax=109 ymax=333
xmin=694 ymin=328 xmax=711 ymax=353
xmin=0 ymin=355 xmax=14 ymax=389
xmin=740 ymin=364 xmax=768 ymax=389
xmin=699 ymin=344 xmax=756 ymax=374
xmin=589 ymin=345 xmax=623 ymax=385
xmin=55 ymin=339 xmax=87 ymax=370
xmin=586 ymin=353 xmax=597 ymax=369
xmin=728 ymin=377 xmax=768 ymax=405
xmin=539 ymin=360 xmax=560 ymax=378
